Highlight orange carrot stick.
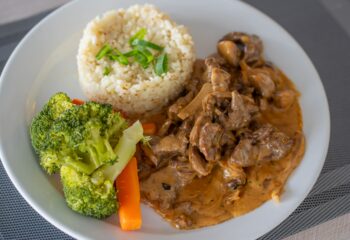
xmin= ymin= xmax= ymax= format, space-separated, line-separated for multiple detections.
xmin=72 ymin=98 xmax=84 ymax=105
xmin=142 ymin=123 xmax=156 ymax=135
xmin=116 ymin=157 xmax=142 ymax=230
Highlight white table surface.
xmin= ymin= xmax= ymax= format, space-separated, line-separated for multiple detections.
xmin=0 ymin=0 xmax=349 ymax=239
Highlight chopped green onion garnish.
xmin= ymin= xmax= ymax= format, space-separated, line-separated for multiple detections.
xmin=131 ymin=39 xmax=163 ymax=51
xmin=137 ymin=46 xmax=154 ymax=63
xmin=129 ymin=28 xmax=147 ymax=45
xmin=103 ymin=66 xmax=112 ymax=76
xmin=135 ymin=52 xmax=149 ymax=69
xmin=124 ymin=49 xmax=138 ymax=57
xmin=96 ymin=44 xmax=112 ymax=60
xmin=155 ymin=53 xmax=168 ymax=76
xmin=95 ymin=29 xmax=169 ymax=73
xmin=107 ymin=48 xmax=129 ymax=65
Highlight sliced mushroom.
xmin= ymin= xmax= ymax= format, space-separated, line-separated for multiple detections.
xmin=220 ymin=32 xmax=263 ymax=63
xmin=140 ymin=144 xmax=159 ymax=167
xmin=217 ymin=40 xmax=241 ymax=67
xmin=188 ymin=146 xmax=213 ymax=176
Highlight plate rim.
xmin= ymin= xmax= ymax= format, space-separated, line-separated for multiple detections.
xmin=0 ymin=0 xmax=330 ymax=239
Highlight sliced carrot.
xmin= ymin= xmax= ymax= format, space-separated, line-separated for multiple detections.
xmin=116 ymin=157 xmax=142 ymax=230
xmin=72 ymin=98 xmax=84 ymax=105
xmin=142 ymin=123 xmax=156 ymax=135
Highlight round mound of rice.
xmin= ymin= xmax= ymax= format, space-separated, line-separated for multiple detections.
xmin=77 ymin=4 xmax=195 ymax=115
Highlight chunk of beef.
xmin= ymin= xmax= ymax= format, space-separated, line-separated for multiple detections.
xmin=198 ymin=122 xmax=223 ymax=162
xmin=220 ymin=32 xmax=263 ymax=63
xmin=229 ymin=125 xmax=293 ymax=167
xmin=140 ymin=166 xmax=177 ymax=210
xmin=253 ymin=125 xmax=294 ymax=161
xmin=169 ymin=160 xmax=197 ymax=186
xmin=204 ymin=54 xmax=227 ymax=82
xmin=210 ymin=67 xmax=231 ymax=92
xmin=168 ymin=91 xmax=195 ymax=120
xmin=188 ymin=146 xmax=213 ymax=176
xmin=228 ymin=91 xmax=254 ymax=129
xmin=217 ymin=40 xmax=241 ymax=67
xmin=177 ymin=117 xmax=194 ymax=139
xmin=158 ymin=119 xmax=175 ymax=137
xmin=189 ymin=113 xmax=212 ymax=147
xmin=229 ymin=138 xmax=259 ymax=167
xmin=152 ymin=134 xmax=187 ymax=159
xmin=249 ymin=69 xmax=276 ymax=98
xmin=203 ymin=91 xmax=258 ymax=131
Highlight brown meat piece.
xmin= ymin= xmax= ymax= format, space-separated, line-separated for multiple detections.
xmin=249 ymin=69 xmax=276 ymax=98
xmin=169 ymin=160 xmax=197 ymax=186
xmin=229 ymin=138 xmax=259 ymax=167
xmin=158 ymin=119 xmax=175 ymax=137
xmin=210 ymin=67 xmax=231 ymax=92
xmin=230 ymin=125 xmax=293 ymax=167
xmin=189 ymin=146 xmax=213 ymax=176
xmin=140 ymin=166 xmax=177 ymax=210
xmin=203 ymin=91 xmax=258 ymax=131
xmin=253 ymin=125 xmax=294 ymax=161
xmin=198 ymin=122 xmax=223 ymax=162
xmin=203 ymin=91 xmax=232 ymax=116
xmin=189 ymin=113 xmax=211 ymax=147
xmin=204 ymin=54 xmax=227 ymax=82
xmin=228 ymin=91 xmax=253 ymax=129
xmin=152 ymin=134 xmax=187 ymax=159
xmin=219 ymin=161 xmax=246 ymax=189
xmin=177 ymin=117 xmax=194 ymax=139
xmin=168 ymin=91 xmax=195 ymax=120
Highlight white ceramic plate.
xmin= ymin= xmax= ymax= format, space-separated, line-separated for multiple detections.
xmin=0 ymin=0 xmax=330 ymax=239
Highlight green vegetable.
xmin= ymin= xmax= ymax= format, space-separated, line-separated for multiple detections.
xmin=30 ymin=93 xmax=127 ymax=175
xmin=136 ymin=46 xmax=154 ymax=63
xmin=60 ymin=121 xmax=144 ymax=218
xmin=135 ymin=52 xmax=149 ymax=69
xmin=108 ymin=49 xmax=129 ymax=65
xmin=30 ymin=92 xmax=73 ymax=154
xmin=131 ymin=39 xmax=163 ymax=51
xmin=155 ymin=53 xmax=168 ymax=76
xmin=103 ymin=66 xmax=112 ymax=76
xmin=129 ymin=28 xmax=147 ymax=45
xmin=96 ymin=44 xmax=112 ymax=60
xmin=95 ymin=28 xmax=168 ymax=74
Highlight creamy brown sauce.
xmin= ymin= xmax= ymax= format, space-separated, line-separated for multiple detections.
xmin=139 ymin=89 xmax=304 ymax=229
xmin=137 ymin=32 xmax=305 ymax=229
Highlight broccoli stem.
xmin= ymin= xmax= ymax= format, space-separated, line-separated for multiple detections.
xmin=102 ymin=121 xmax=144 ymax=182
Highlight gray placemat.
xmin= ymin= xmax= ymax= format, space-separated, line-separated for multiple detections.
xmin=0 ymin=0 xmax=349 ymax=239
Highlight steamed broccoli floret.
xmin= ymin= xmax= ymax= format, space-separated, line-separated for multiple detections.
xmin=60 ymin=121 xmax=144 ymax=219
xmin=61 ymin=165 xmax=117 ymax=218
xmin=30 ymin=93 xmax=127 ymax=175
xmin=46 ymin=102 xmax=127 ymax=174
xmin=30 ymin=92 xmax=73 ymax=153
